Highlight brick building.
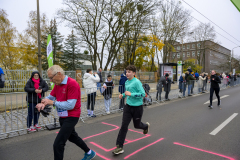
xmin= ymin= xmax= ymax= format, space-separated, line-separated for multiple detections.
xmin=169 ymin=40 xmax=231 ymax=73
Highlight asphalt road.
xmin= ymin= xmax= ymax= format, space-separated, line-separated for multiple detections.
xmin=0 ymin=86 xmax=239 ymax=160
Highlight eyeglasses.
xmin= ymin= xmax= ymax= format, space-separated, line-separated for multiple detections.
xmin=49 ymin=72 xmax=58 ymax=80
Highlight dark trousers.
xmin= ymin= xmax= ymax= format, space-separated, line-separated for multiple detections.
xmin=54 ymin=117 xmax=90 ymax=160
xmin=119 ymin=97 xmax=125 ymax=109
xmin=87 ymin=92 xmax=96 ymax=111
xmin=210 ymin=88 xmax=220 ymax=105
xmin=27 ymin=103 xmax=40 ymax=128
xmin=156 ymin=90 xmax=162 ymax=100
xmin=116 ymin=104 xmax=148 ymax=148
xmin=165 ymin=91 xmax=169 ymax=99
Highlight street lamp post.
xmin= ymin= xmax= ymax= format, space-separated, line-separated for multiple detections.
xmin=230 ymin=46 xmax=240 ymax=73
xmin=37 ymin=0 xmax=42 ymax=76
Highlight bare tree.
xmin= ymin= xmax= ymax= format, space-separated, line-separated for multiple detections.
xmin=154 ymin=0 xmax=192 ymax=64
xmin=190 ymin=23 xmax=217 ymax=72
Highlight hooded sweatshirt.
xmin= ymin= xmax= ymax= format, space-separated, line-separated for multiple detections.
xmin=83 ymin=72 xmax=100 ymax=94
xmin=24 ymin=71 xmax=49 ymax=103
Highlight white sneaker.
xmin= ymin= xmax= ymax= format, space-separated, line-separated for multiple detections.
xmin=106 ymin=111 xmax=110 ymax=115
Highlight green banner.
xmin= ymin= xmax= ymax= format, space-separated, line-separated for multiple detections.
xmin=231 ymin=0 xmax=240 ymax=12
xmin=47 ymin=34 xmax=54 ymax=89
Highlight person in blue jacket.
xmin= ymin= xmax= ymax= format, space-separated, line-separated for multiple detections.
xmin=179 ymin=73 xmax=187 ymax=97
xmin=0 ymin=67 xmax=5 ymax=88
xmin=119 ymin=70 xmax=128 ymax=110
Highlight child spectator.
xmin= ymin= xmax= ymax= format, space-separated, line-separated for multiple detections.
xmin=102 ymin=75 xmax=114 ymax=114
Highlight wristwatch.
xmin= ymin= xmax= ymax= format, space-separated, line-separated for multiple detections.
xmin=53 ymin=101 xmax=56 ymax=106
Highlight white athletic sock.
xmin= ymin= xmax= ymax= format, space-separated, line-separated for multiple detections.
xmin=87 ymin=150 xmax=92 ymax=154
xmin=91 ymin=111 xmax=93 ymax=116
xmin=87 ymin=110 xmax=90 ymax=115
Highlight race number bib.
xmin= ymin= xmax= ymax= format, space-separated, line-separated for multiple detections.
xmin=57 ymin=110 xmax=68 ymax=117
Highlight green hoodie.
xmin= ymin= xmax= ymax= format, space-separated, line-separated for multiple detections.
xmin=122 ymin=77 xmax=145 ymax=106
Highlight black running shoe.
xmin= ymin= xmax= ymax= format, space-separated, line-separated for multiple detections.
xmin=143 ymin=122 xmax=150 ymax=134
xmin=208 ymin=105 xmax=213 ymax=109
xmin=112 ymin=145 xmax=124 ymax=155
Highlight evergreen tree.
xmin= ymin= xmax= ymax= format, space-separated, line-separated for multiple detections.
xmin=41 ymin=19 xmax=63 ymax=70
xmin=61 ymin=30 xmax=84 ymax=70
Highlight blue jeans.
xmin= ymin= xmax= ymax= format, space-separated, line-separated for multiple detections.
xmin=188 ymin=85 xmax=192 ymax=95
xmin=27 ymin=103 xmax=40 ymax=128
xmin=97 ymin=82 xmax=102 ymax=93
xmin=182 ymin=86 xmax=186 ymax=96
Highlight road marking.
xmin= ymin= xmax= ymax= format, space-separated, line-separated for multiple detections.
xmin=174 ymin=142 xmax=235 ymax=160
xmin=204 ymin=95 xmax=229 ymax=104
xmin=210 ymin=113 xmax=238 ymax=135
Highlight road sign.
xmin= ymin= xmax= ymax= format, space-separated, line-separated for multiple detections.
xmin=177 ymin=61 xmax=182 ymax=85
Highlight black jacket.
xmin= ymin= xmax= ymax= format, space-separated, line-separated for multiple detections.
xmin=103 ymin=81 xmax=113 ymax=100
xmin=24 ymin=71 xmax=49 ymax=103
xmin=210 ymin=74 xmax=221 ymax=89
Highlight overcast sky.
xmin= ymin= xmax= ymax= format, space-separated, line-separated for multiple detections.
xmin=1 ymin=0 xmax=240 ymax=59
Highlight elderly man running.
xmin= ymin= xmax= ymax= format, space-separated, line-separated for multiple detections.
xmin=36 ymin=65 xmax=96 ymax=160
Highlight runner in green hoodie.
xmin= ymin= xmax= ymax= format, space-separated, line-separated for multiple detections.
xmin=113 ymin=65 xmax=150 ymax=155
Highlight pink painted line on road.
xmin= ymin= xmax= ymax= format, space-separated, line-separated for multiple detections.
xmin=95 ymin=151 xmax=111 ymax=160
xmin=124 ymin=138 xmax=164 ymax=159
xmin=174 ymin=142 xmax=235 ymax=160
xmin=83 ymin=122 xmax=119 ymax=140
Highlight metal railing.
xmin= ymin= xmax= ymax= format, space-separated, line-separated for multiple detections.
xmin=0 ymin=78 xmax=240 ymax=139
xmin=0 ymin=70 xmax=76 ymax=93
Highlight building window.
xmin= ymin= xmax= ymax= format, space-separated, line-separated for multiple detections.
xmin=197 ymin=51 xmax=200 ymax=56
xmin=183 ymin=45 xmax=185 ymax=49
xmin=192 ymin=51 xmax=195 ymax=57
xmin=197 ymin=43 xmax=201 ymax=48
xmin=187 ymin=45 xmax=190 ymax=49
xmin=210 ymin=60 xmax=212 ymax=64
xmin=173 ymin=53 xmax=176 ymax=58
xmin=177 ymin=46 xmax=180 ymax=50
xmin=183 ymin=52 xmax=185 ymax=58
xmin=177 ymin=53 xmax=180 ymax=58
xmin=192 ymin=44 xmax=195 ymax=48
xmin=187 ymin=52 xmax=190 ymax=57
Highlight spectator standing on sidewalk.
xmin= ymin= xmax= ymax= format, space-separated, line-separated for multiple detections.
xmin=222 ymin=73 xmax=228 ymax=88
xmin=102 ymin=75 xmax=114 ymax=114
xmin=191 ymin=72 xmax=195 ymax=94
xmin=24 ymin=71 xmax=49 ymax=132
xmin=208 ymin=70 xmax=221 ymax=109
xmin=156 ymin=74 xmax=166 ymax=101
xmin=179 ymin=73 xmax=187 ymax=97
xmin=198 ymin=73 xmax=206 ymax=93
xmin=187 ymin=71 xmax=195 ymax=96
xmin=119 ymin=70 xmax=128 ymax=110
xmin=164 ymin=73 xmax=171 ymax=101
xmin=83 ymin=69 xmax=100 ymax=117
xmin=97 ymin=68 xmax=103 ymax=93
xmin=36 ymin=65 xmax=96 ymax=160
xmin=113 ymin=65 xmax=150 ymax=155
xmin=0 ymin=67 xmax=5 ymax=88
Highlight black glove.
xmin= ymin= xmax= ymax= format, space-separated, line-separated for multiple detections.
xmin=40 ymin=105 xmax=52 ymax=117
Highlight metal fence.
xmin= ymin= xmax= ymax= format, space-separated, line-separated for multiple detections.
xmin=81 ymin=71 xmax=155 ymax=86
xmin=0 ymin=77 xmax=240 ymax=139
xmin=0 ymin=70 xmax=76 ymax=93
